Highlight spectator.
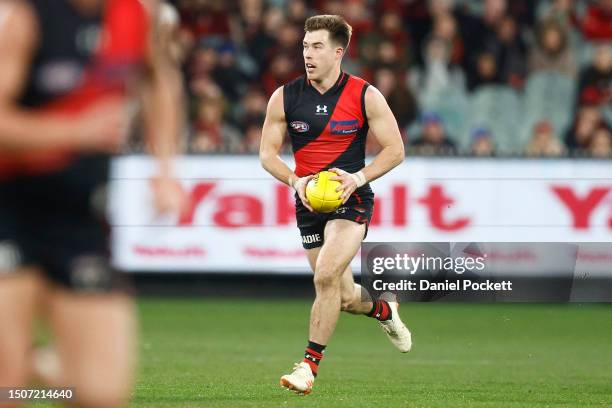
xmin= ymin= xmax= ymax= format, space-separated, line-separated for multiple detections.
xmin=380 ymin=10 xmax=412 ymax=53
xmin=564 ymin=105 xmax=607 ymax=152
xmin=542 ymin=0 xmax=575 ymax=28
xmin=375 ymin=40 xmax=410 ymax=72
xmin=430 ymin=12 xmax=464 ymax=66
xmin=409 ymin=112 xmax=457 ymax=155
xmin=577 ymin=44 xmax=612 ymax=107
xmin=407 ymin=0 xmax=456 ymax=67
xmin=189 ymin=45 xmax=218 ymax=83
xmin=506 ymin=0 xmax=537 ymax=29
xmin=463 ymin=0 xmax=528 ymax=90
xmin=359 ymin=10 xmax=412 ymax=74
xmin=236 ymin=87 xmax=267 ymax=130
xmin=261 ymin=53 xmax=300 ymax=96
xmin=238 ymin=0 xmax=264 ymax=29
xmin=545 ymin=0 xmax=612 ymax=40
xmin=420 ymin=11 xmax=464 ymax=91
xmin=373 ymin=68 xmax=419 ymax=131
xmin=469 ymin=51 xmax=503 ymax=90
xmin=589 ymin=127 xmax=612 ymax=157
xmin=528 ymin=20 xmax=576 ymax=76
xmin=573 ymin=0 xmax=612 ymax=41
xmin=211 ymin=43 xmax=247 ymax=101
xmin=470 ymin=127 xmax=496 ymax=156
xmin=461 ymin=0 xmax=507 ymax=71
xmin=321 ymin=0 xmax=343 ymax=15
xmin=343 ymin=0 xmax=374 ymax=58
xmin=172 ymin=0 xmax=609 ymax=156
xmin=179 ymin=0 xmax=231 ymax=41
xmin=525 ymin=120 xmax=565 ymax=156
xmin=243 ymin=121 xmax=264 ymax=153
xmin=269 ymin=22 xmax=303 ymax=68
xmin=488 ymin=15 xmax=528 ymax=89
xmin=191 ymin=97 xmax=242 ymax=153
xmin=245 ymin=7 xmax=284 ymax=76
xmin=233 ymin=0 xmax=264 ymax=66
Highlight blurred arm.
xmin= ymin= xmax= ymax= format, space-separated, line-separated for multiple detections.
xmin=0 ymin=1 xmax=76 ymax=151
xmin=141 ymin=0 xmax=184 ymax=178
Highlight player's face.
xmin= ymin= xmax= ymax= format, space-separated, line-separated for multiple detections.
xmin=303 ymin=30 xmax=343 ymax=81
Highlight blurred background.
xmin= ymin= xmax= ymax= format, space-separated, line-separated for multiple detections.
xmin=112 ymin=0 xmax=612 ymax=290
xmin=107 ymin=3 xmax=612 ymax=404
xmin=142 ymin=0 xmax=612 ymax=158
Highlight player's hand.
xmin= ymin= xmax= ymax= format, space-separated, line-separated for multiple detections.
xmin=72 ymin=97 xmax=130 ymax=153
xmin=150 ymin=174 xmax=188 ymax=216
xmin=329 ymin=167 xmax=366 ymax=204
xmin=290 ymin=174 xmax=314 ymax=212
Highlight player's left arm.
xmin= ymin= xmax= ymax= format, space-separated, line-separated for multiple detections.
xmin=140 ymin=0 xmax=185 ymax=214
xmin=331 ymin=85 xmax=404 ymax=203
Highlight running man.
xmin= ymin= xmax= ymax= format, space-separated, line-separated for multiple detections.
xmin=0 ymin=0 xmax=182 ymax=406
xmin=259 ymin=15 xmax=412 ymax=395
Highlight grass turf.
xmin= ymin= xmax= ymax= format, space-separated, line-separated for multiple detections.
xmin=123 ymin=300 xmax=612 ymax=408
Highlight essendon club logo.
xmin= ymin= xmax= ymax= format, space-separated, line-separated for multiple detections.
xmin=330 ymin=119 xmax=360 ymax=135
xmin=290 ymin=121 xmax=310 ymax=133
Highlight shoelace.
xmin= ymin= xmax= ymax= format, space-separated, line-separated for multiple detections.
xmin=292 ymin=363 xmax=309 ymax=375
xmin=380 ymin=321 xmax=395 ymax=335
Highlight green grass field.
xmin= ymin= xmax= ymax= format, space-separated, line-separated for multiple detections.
xmin=123 ymin=299 xmax=612 ymax=408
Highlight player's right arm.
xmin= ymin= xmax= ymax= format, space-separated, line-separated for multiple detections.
xmin=0 ymin=0 xmax=126 ymax=153
xmin=259 ymin=86 xmax=313 ymax=211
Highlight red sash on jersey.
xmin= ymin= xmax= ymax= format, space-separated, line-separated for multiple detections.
xmin=294 ymin=75 xmax=367 ymax=177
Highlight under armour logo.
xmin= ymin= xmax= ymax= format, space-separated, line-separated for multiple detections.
xmin=316 ymin=105 xmax=328 ymax=115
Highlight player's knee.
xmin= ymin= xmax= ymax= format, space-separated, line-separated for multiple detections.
xmin=313 ymin=260 xmax=344 ymax=289
xmin=313 ymin=270 xmax=339 ymax=290
xmin=314 ymin=258 xmax=345 ymax=287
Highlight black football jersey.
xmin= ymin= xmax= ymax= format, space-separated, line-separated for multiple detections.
xmin=284 ymin=72 xmax=371 ymax=194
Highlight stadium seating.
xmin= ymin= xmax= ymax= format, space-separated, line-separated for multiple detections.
xmin=465 ymin=86 xmax=523 ymax=153
xmin=521 ymin=71 xmax=576 ymax=146
xmin=419 ymin=83 xmax=470 ymax=147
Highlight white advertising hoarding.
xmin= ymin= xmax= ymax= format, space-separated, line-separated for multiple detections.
xmin=109 ymin=156 xmax=612 ymax=273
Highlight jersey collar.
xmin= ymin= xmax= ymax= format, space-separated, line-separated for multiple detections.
xmin=306 ymin=71 xmax=347 ymax=96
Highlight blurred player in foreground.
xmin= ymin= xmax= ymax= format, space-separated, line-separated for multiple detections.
xmin=260 ymin=15 xmax=411 ymax=395
xmin=0 ymin=0 xmax=183 ymax=406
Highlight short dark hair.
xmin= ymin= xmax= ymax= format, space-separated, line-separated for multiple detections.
xmin=304 ymin=15 xmax=352 ymax=50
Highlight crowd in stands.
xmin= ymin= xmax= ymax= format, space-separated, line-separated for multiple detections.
xmin=160 ymin=0 xmax=612 ymax=157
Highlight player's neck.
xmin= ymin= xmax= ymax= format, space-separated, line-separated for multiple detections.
xmin=310 ymin=67 xmax=342 ymax=94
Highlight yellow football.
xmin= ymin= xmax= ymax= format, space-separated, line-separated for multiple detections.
xmin=306 ymin=170 xmax=343 ymax=213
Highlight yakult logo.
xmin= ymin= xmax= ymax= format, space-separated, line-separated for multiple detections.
xmin=178 ymin=182 xmax=472 ymax=231
xmin=551 ymin=186 xmax=612 ymax=229
xmin=174 ymin=182 xmax=612 ymax=231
